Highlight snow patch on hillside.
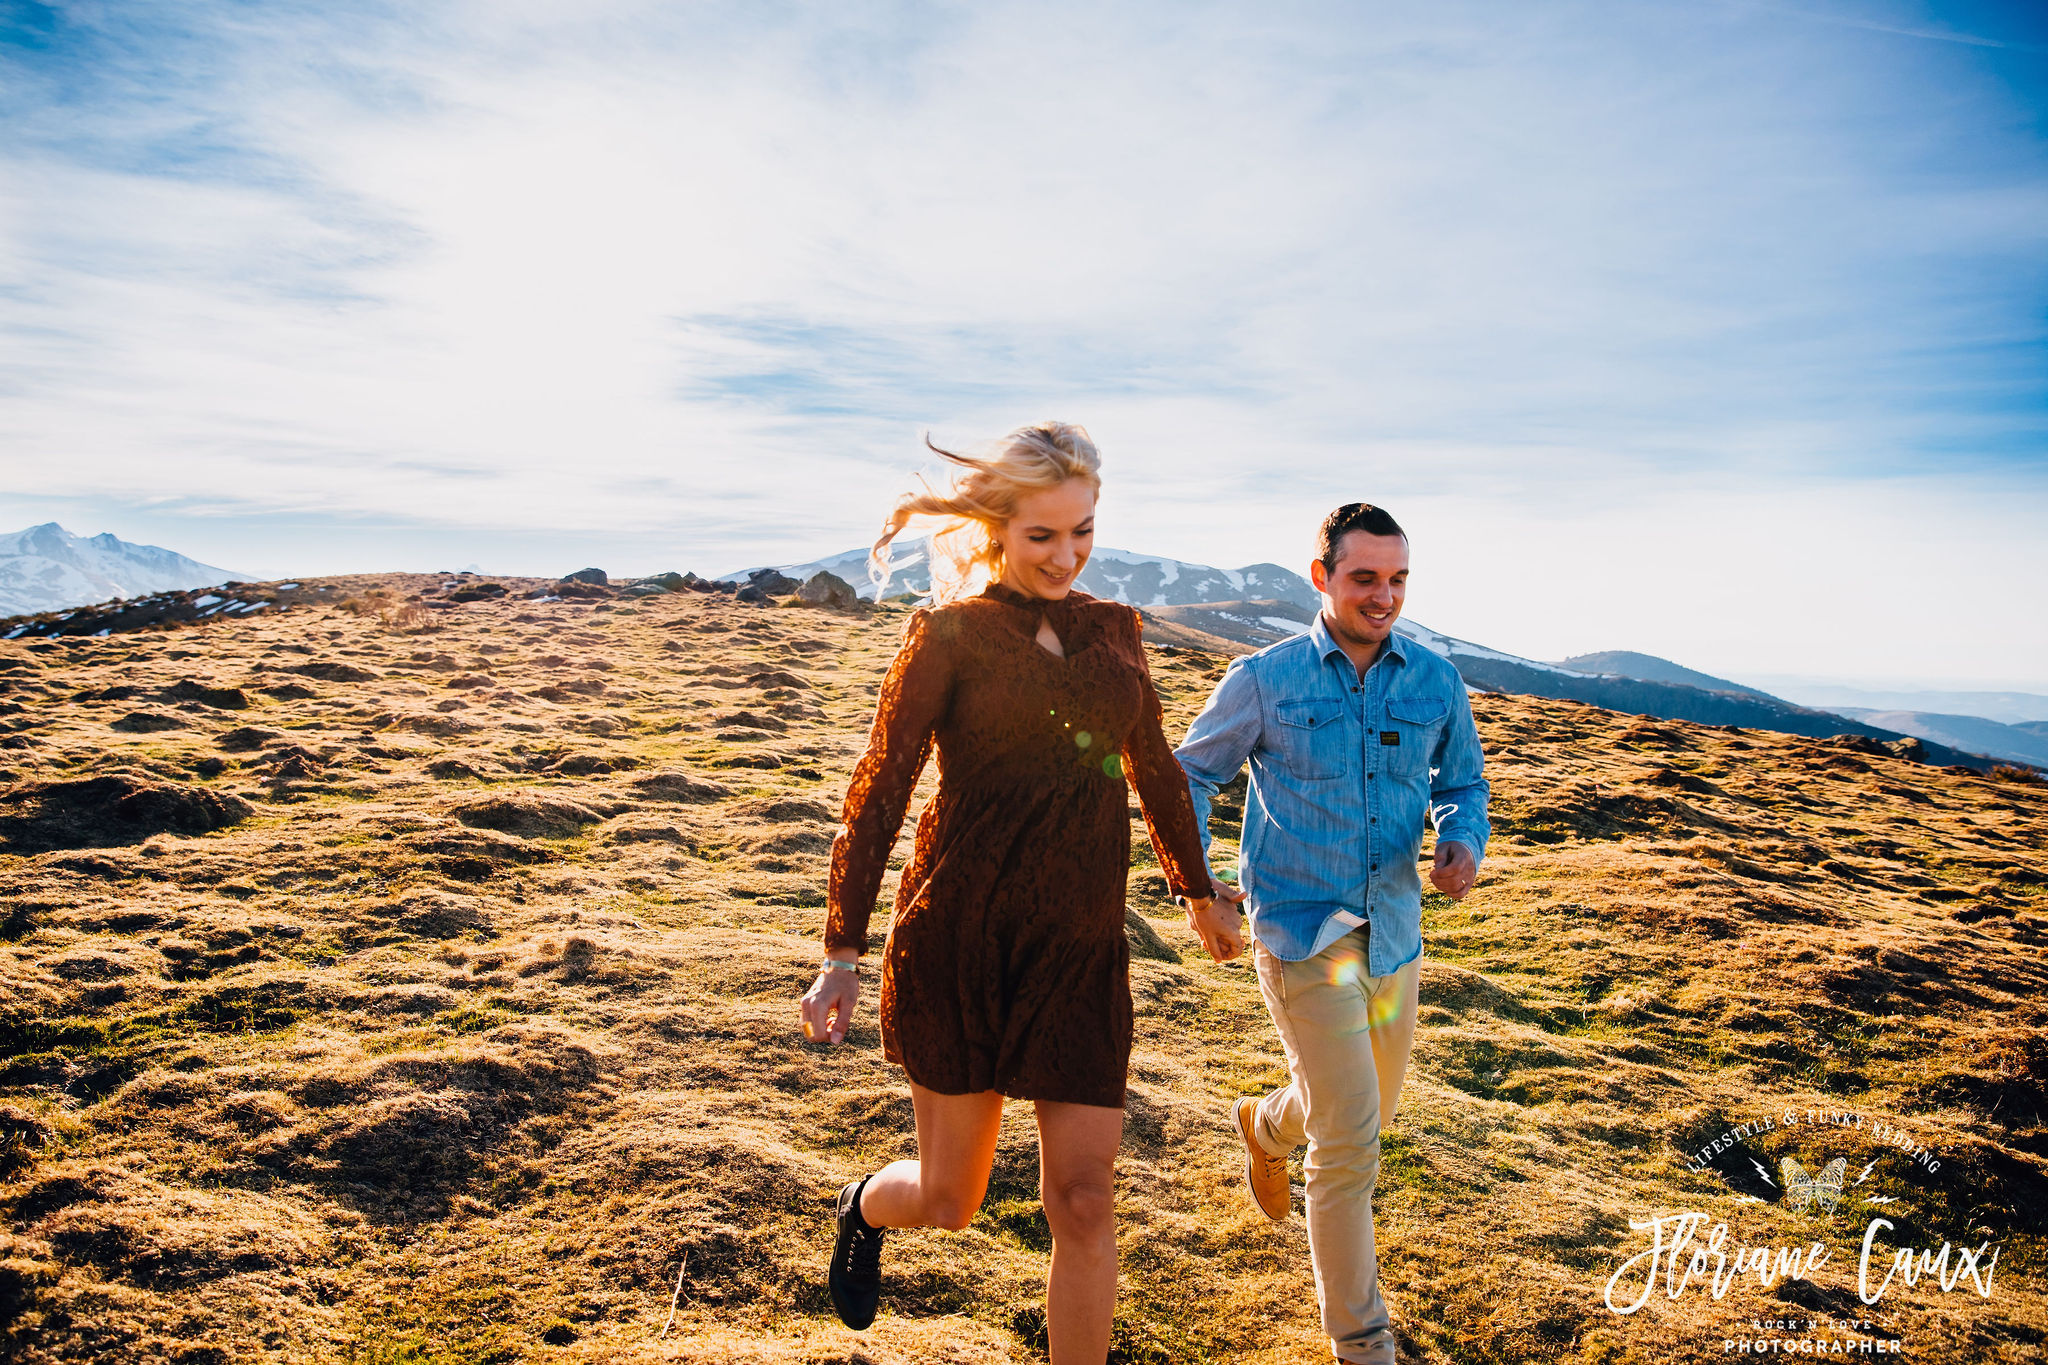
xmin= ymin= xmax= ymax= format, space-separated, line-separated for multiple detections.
xmin=0 ymin=523 xmax=251 ymax=618
xmin=731 ymin=542 xmax=1316 ymax=608
xmin=1396 ymin=620 xmax=1598 ymax=676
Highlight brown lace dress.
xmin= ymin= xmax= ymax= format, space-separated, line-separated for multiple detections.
xmin=825 ymin=583 xmax=1216 ymax=1108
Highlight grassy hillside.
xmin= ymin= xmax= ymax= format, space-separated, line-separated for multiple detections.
xmin=0 ymin=579 xmax=2042 ymax=1363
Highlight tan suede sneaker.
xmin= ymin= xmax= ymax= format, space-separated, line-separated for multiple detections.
xmin=1234 ymin=1097 xmax=1291 ymax=1220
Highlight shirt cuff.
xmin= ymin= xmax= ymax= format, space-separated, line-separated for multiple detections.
xmin=823 ymin=925 xmax=870 ymax=956
xmin=1437 ymin=833 xmax=1484 ymax=864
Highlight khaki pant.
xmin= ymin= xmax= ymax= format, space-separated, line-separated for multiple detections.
xmin=1250 ymin=928 xmax=1422 ymax=1365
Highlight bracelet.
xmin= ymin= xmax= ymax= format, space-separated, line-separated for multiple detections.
xmin=820 ymin=958 xmax=859 ymax=973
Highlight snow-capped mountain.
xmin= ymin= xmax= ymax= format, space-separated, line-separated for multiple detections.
xmin=734 ymin=537 xmax=1319 ymax=609
xmin=1080 ymin=551 xmax=1316 ymax=609
xmin=0 ymin=523 xmax=250 ymax=618
xmin=717 ymin=537 xmax=2008 ymax=768
xmin=1394 ymin=619 xmax=1600 ymax=680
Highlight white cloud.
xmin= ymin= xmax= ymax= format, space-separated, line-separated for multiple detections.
xmin=0 ymin=0 xmax=2041 ymax=685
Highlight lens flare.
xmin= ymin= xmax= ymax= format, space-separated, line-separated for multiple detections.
xmin=1323 ymin=954 xmax=1411 ymax=1028
xmin=1368 ymin=990 xmax=1408 ymax=1030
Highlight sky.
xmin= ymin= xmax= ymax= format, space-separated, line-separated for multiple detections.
xmin=1 ymin=0 xmax=2044 ymax=689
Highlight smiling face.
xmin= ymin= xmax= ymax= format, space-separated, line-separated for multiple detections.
xmin=993 ymin=478 xmax=1097 ymax=600
xmin=1310 ymin=529 xmax=1409 ymax=657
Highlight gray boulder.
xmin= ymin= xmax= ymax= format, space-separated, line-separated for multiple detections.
xmin=747 ymin=568 xmax=802 ymax=596
xmin=797 ymin=571 xmax=866 ymax=610
xmin=560 ymin=568 xmax=608 ymax=586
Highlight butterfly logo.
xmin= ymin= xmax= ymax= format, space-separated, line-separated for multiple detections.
xmin=1780 ymin=1156 xmax=1847 ymax=1215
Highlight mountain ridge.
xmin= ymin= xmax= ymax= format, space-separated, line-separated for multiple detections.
xmin=0 ymin=523 xmax=249 ymax=618
xmin=1736 ymin=678 xmax=2048 ymax=726
xmin=732 ymin=538 xmax=1321 ymax=611
xmin=1125 ymin=600 xmax=2011 ymax=772
xmin=6 ymin=534 xmax=2024 ymax=772
xmin=1828 ymin=706 xmax=2048 ymax=769
xmin=1550 ymin=649 xmax=1772 ymax=699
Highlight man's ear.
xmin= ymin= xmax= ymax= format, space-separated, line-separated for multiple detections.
xmin=1309 ymin=558 xmax=1328 ymax=593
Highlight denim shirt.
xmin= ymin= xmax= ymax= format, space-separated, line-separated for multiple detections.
xmin=1174 ymin=614 xmax=1491 ymax=973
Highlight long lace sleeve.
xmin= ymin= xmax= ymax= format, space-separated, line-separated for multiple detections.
xmin=1119 ymin=608 xmax=1217 ymax=902
xmin=826 ymin=608 xmax=952 ymax=954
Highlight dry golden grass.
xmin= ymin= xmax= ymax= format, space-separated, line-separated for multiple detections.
xmin=0 ymin=577 xmax=2041 ymax=1363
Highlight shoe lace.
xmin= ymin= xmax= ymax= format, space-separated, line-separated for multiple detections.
xmin=849 ymin=1222 xmax=884 ymax=1276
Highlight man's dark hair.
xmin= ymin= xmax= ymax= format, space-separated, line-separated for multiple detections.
xmin=1316 ymin=503 xmax=1407 ymax=571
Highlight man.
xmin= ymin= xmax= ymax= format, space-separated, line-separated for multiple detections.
xmin=1173 ymin=502 xmax=1490 ymax=1365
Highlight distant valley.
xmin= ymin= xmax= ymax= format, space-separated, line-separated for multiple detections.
xmin=1827 ymin=707 xmax=2048 ymax=770
xmin=1739 ymin=677 xmax=2048 ymax=725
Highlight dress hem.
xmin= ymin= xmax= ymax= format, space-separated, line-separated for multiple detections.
xmin=885 ymin=1049 xmax=1128 ymax=1110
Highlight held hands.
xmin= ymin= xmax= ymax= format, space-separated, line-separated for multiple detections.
xmin=1431 ymin=840 xmax=1479 ymax=899
xmin=800 ymin=956 xmax=860 ymax=1045
xmin=1180 ymin=878 xmax=1249 ymax=962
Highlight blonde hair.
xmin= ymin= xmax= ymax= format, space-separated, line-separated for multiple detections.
xmin=870 ymin=421 xmax=1102 ymax=603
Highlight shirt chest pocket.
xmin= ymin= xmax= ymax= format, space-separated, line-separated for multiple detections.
xmin=1272 ymin=698 xmax=1350 ymax=781
xmin=1383 ymin=696 xmax=1446 ymax=778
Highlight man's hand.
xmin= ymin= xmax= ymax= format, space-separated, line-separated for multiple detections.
xmin=800 ymin=957 xmax=861 ymax=1044
xmin=1180 ymin=879 xmax=1249 ymax=962
xmin=1430 ymin=841 xmax=1479 ymax=899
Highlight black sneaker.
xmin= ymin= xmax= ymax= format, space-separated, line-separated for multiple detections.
xmin=828 ymin=1176 xmax=885 ymax=1330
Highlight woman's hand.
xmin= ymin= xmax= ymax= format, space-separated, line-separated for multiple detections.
xmin=1180 ymin=883 xmax=1248 ymax=962
xmin=801 ymin=958 xmax=862 ymax=1044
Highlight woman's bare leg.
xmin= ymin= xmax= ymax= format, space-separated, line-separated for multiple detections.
xmin=857 ymin=1081 xmax=1005 ymax=1231
xmin=1034 ymin=1099 xmax=1125 ymax=1365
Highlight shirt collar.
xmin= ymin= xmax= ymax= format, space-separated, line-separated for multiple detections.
xmin=982 ymin=581 xmax=1087 ymax=633
xmin=983 ymin=581 xmax=1041 ymax=610
xmin=985 ymin=581 xmax=1080 ymax=614
xmin=1308 ymin=610 xmax=1410 ymax=670
xmin=1308 ymin=610 xmax=1346 ymax=663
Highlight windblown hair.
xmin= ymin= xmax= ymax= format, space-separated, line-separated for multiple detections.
xmin=870 ymin=421 xmax=1102 ymax=603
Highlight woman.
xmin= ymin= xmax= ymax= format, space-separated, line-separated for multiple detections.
xmin=799 ymin=421 xmax=1244 ymax=1363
